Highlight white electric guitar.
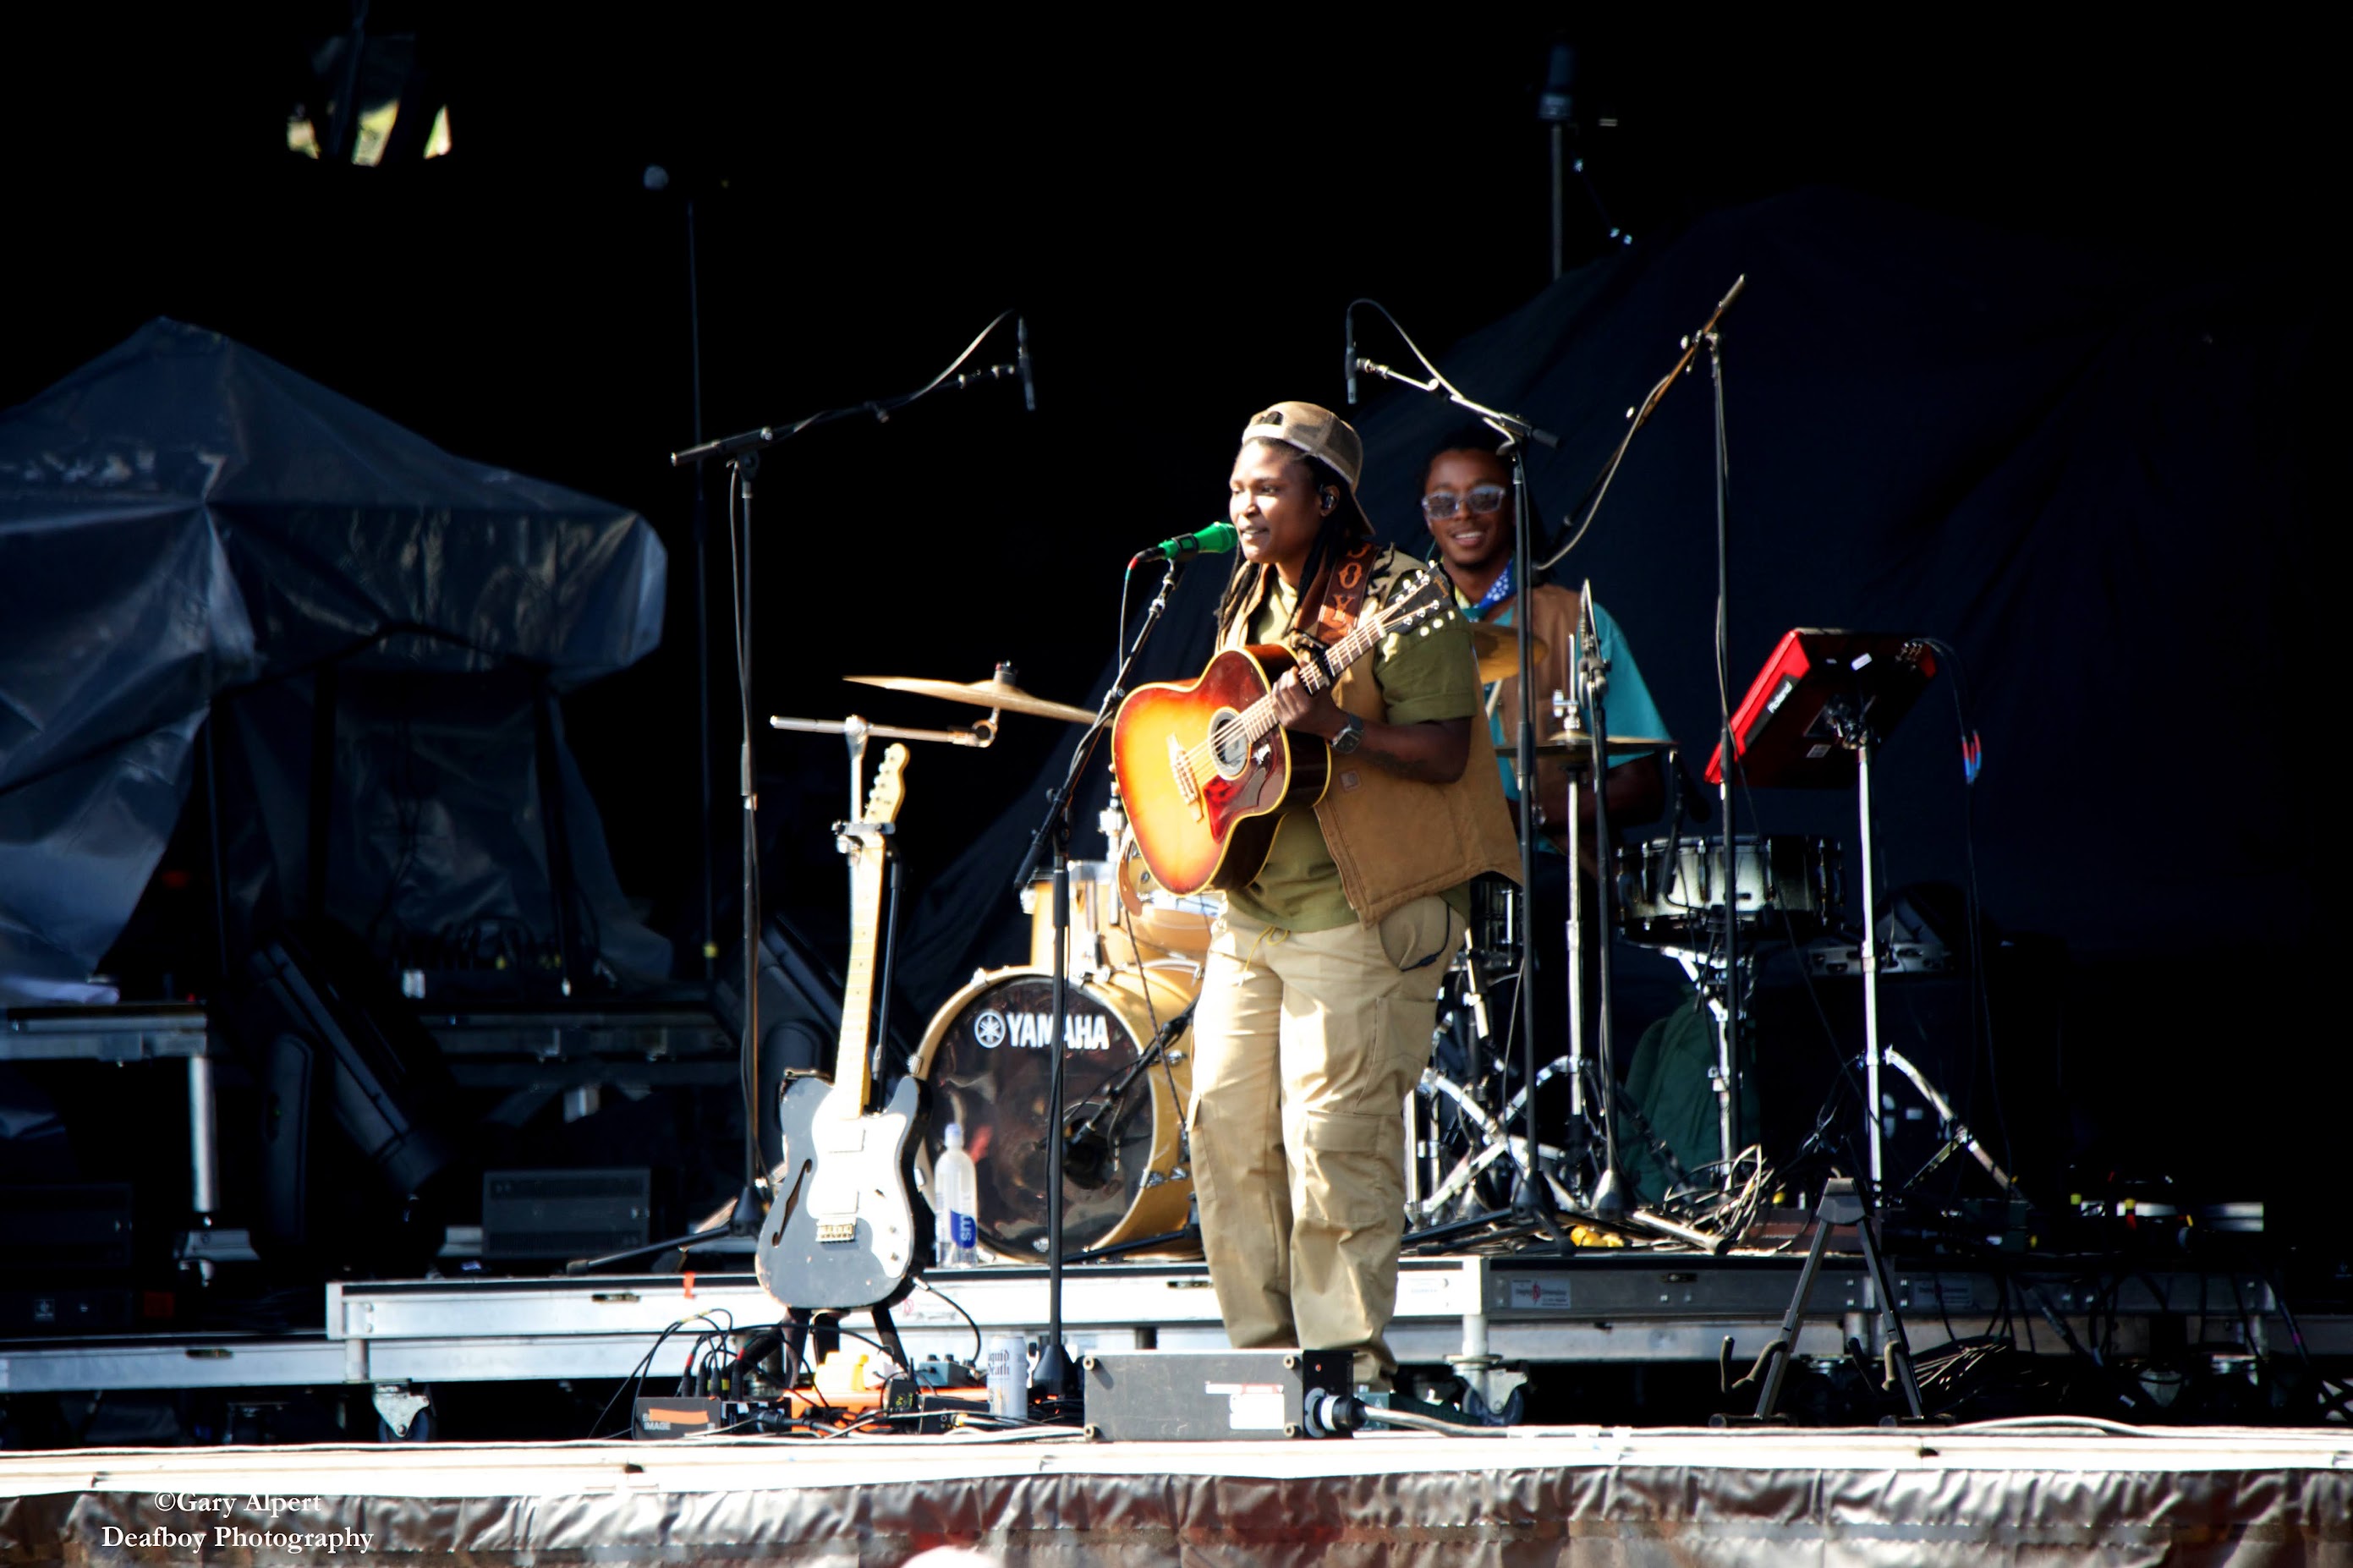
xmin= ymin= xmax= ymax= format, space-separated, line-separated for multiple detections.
xmin=754 ymin=745 xmax=927 ymax=1310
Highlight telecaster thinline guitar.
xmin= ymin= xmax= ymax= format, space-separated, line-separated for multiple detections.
xmin=754 ymin=743 xmax=927 ymax=1312
xmin=1112 ymin=570 xmax=1453 ymax=896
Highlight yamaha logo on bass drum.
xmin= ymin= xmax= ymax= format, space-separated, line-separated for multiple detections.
xmin=972 ymin=1007 xmax=1112 ymax=1051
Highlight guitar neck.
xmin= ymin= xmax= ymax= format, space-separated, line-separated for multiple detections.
xmin=1235 ymin=599 xmax=1397 ymax=744
xmin=834 ymin=846 xmax=887 ymax=1107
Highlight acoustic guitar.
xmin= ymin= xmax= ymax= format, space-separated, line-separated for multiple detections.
xmin=755 ymin=744 xmax=928 ymax=1311
xmin=1112 ymin=568 xmax=1454 ymax=896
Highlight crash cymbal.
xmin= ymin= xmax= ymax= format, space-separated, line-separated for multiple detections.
xmin=846 ymin=674 xmax=1095 ymax=726
xmin=1466 ymin=622 xmax=1550 ymax=684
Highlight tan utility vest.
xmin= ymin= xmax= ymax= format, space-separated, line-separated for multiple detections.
xmin=1223 ymin=546 xmax=1524 ymax=925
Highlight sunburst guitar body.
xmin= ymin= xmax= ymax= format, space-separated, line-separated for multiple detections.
xmin=1112 ymin=569 xmax=1454 ymax=896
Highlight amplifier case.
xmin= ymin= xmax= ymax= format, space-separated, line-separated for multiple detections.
xmin=1080 ymin=1348 xmax=1352 ymax=1440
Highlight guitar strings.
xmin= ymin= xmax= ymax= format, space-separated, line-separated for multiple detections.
xmin=1176 ymin=595 xmax=1393 ymax=773
xmin=1173 ymin=580 xmax=1439 ymax=781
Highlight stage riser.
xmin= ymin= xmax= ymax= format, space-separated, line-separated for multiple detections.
xmin=0 ymin=1258 xmax=2315 ymax=1397
xmin=3 ymin=1438 xmax=2347 ymax=1565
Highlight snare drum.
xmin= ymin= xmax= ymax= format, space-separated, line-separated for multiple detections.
xmin=1616 ymin=834 xmax=1840 ymax=946
xmin=913 ymin=965 xmax=1198 ymax=1259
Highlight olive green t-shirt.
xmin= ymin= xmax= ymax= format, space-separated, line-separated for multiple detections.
xmin=1221 ymin=565 xmax=1484 ymax=932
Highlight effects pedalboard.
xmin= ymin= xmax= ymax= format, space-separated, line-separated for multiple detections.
xmin=632 ymin=1351 xmax=1001 ymax=1439
xmin=634 ymin=1346 xmax=1471 ymax=1441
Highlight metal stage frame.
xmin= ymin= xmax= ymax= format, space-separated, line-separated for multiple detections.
xmin=1 ymin=1253 xmax=2334 ymax=1402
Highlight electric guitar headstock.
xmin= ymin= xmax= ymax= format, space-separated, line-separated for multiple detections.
xmin=864 ymin=743 xmax=909 ymax=827
xmin=836 ymin=744 xmax=910 ymax=858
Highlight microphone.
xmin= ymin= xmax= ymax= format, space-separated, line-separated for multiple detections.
xmin=1017 ymin=315 xmax=1036 ymax=412
xmin=1133 ymin=521 xmax=1237 ymax=566
xmin=1345 ymin=310 xmax=1358 ymax=406
xmin=1064 ymin=1117 xmax=1114 ymax=1187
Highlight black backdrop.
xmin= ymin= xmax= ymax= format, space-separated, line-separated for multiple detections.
xmin=3 ymin=14 xmax=2335 ymax=1252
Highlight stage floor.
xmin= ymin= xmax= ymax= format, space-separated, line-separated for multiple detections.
xmin=3 ymin=1423 xmax=2348 ymax=1564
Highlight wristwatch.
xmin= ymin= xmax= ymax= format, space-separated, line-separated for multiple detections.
xmin=1330 ymin=713 xmax=1366 ymax=755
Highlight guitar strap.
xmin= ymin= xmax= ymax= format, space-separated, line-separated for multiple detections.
xmin=1305 ymin=540 xmax=1380 ymax=644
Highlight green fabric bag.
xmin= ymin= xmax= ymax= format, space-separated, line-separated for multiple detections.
xmin=1617 ymin=990 xmax=1761 ymax=1203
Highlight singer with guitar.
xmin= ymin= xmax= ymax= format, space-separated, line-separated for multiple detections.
xmin=1162 ymin=402 xmax=1520 ymax=1394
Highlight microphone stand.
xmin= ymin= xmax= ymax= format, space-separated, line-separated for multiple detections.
xmin=1009 ymin=554 xmax=1187 ymax=1406
xmin=1350 ymin=348 xmax=1576 ymax=1231
xmin=1530 ymin=275 xmax=1749 ymax=1189
xmin=1705 ymin=321 xmax=1742 ymax=1183
xmin=666 ymin=312 xmax=1028 ymax=1288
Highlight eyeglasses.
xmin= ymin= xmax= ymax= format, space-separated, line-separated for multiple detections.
xmin=1421 ymin=484 xmax=1509 ymax=523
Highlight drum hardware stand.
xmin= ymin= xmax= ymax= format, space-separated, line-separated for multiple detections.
xmin=669 ymin=313 xmax=1032 ymax=1280
xmin=1721 ymin=1175 xmax=1923 ymax=1423
xmin=770 ymin=700 xmax=1001 ymax=768
xmin=1349 ymin=317 xmax=1571 ymax=1237
xmin=1875 ymin=1044 xmax=2016 ymax=1193
xmin=1571 ymin=586 xmax=1631 ymax=1219
xmin=1012 ymin=552 xmax=1187 ymax=1404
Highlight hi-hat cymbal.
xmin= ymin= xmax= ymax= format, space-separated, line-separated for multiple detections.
xmin=1467 ymin=622 xmax=1550 ymax=683
xmin=846 ymin=674 xmax=1095 ymax=726
xmin=1495 ymin=732 xmax=1677 ymax=761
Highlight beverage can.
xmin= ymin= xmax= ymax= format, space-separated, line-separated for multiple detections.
xmin=985 ymin=1332 xmax=1029 ymax=1419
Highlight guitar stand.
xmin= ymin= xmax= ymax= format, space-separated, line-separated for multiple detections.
xmin=776 ymin=1302 xmax=915 ymax=1396
xmin=1720 ymin=1176 xmax=1924 ymax=1423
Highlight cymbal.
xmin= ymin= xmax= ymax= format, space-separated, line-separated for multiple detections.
xmin=1495 ymin=732 xmax=1676 ymax=760
xmin=1467 ymin=622 xmax=1550 ymax=684
xmin=846 ymin=674 xmax=1095 ymax=726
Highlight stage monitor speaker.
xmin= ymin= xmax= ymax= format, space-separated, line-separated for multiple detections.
xmin=0 ymin=1182 xmax=134 ymax=1273
xmin=234 ymin=923 xmax=464 ymax=1270
xmin=482 ymin=1168 xmax=650 ymax=1260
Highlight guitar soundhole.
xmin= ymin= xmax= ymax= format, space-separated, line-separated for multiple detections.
xmin=1208 ymin=707 xmax=1251 ymax=780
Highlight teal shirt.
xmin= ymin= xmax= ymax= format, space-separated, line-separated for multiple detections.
xmin=1464 ymin=590 xmax=1670 ymax=847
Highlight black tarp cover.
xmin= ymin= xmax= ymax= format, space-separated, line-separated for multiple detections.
xmin=0 ymin=319 xmax=666 ymax=1004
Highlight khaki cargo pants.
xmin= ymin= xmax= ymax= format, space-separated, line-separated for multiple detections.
xmin=1187 ymin=895 xmax=1462 ymax=1389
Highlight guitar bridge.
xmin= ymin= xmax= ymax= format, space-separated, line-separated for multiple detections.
xmin=816 ymin=1220 xmax=858 ymax=1244
xmin=1166 ymin=733 xmax=1198 ymax=803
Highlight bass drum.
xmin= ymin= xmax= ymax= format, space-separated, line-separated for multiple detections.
xmin=913 ymin=966 xmax=1198 ymax=1260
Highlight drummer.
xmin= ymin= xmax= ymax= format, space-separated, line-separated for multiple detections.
xmin=1419 ymin=427 xmax=1666 ymax=846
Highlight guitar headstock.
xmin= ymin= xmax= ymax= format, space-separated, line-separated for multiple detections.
xmin=1385 ymin=570 xmax=1456 ymax=638
xmin=864 ymin=743 xmax=911 ymax=826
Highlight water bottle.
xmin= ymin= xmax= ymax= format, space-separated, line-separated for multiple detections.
xmin=933 ymin=1122 xmax=981 ymax=1267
